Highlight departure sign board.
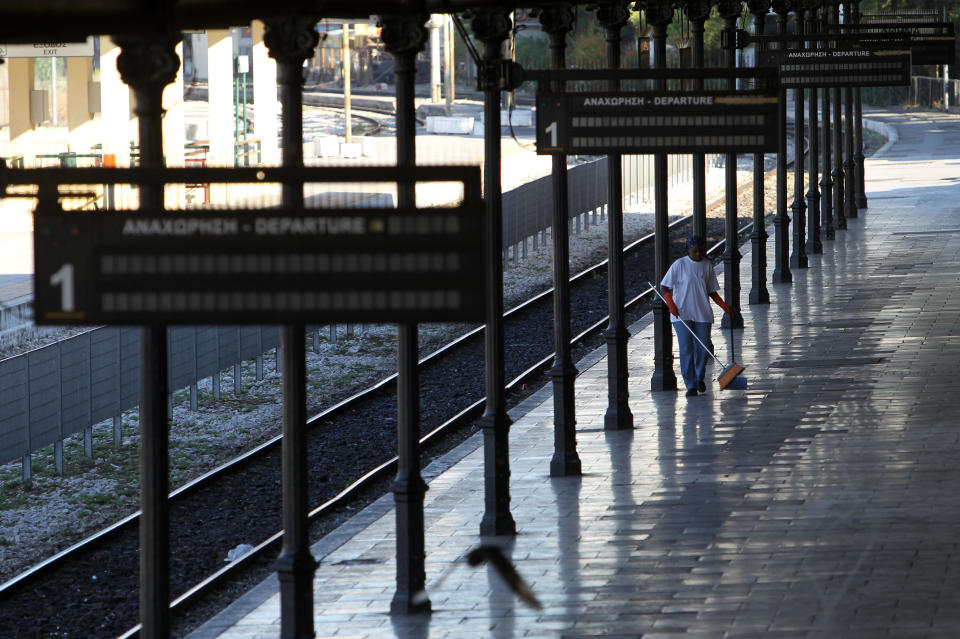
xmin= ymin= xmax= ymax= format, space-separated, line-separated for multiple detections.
xmin=776 ymin=48 xmax=912 ymax=89
xmin=843 ymin=22 xmax=956 ymax=65
xmin=33 ymin=206 xmax=487 ymax=325
xmin=536 ymin=90 xmax=779 ymax=155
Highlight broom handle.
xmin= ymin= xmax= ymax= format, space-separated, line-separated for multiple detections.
xmin=729 ymin=321 xmax=736 ymax=364
xmin=647 ymin=283 xmax=726 ymax=367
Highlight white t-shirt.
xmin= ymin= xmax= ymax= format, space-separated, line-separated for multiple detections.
xmin=660 ymin=256 xmax=720 ymax=324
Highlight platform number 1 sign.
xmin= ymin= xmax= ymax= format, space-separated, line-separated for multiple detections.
xmin=49 ymin=263 xmax=75 ymax=312
xmin=545 ymin=121 xmax=558 ymax=148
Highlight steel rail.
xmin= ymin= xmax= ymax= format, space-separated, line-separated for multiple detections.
xmin=115 ymin=212 xmax=766 ymax=638
xmin=3 ymin=138 xmax=804 ymax=632
xmin=0 ymin=200 xmax=692 ymax=607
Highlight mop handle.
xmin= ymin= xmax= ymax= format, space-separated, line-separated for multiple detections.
xmin=647 ymin=283 xmax=725 ymax=367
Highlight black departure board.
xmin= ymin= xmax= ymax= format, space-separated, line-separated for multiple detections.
xmin=33 ymin=205 xmax=487 ymax=325
xmin=839 ymin=21 xmax=956 ymax=66
xmin=536 ymin=90 xmax=779 ymax=155
xmin=775 ymin=48 xmax=912 ymax=89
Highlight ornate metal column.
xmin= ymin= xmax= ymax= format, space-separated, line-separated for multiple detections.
xmin=681 ymin=0 xmax=712 ymax=242
xmin=115 ymin=32 xmax=180 ymax=639
xmin=380 ymin=15 xmax=434 ymax=614
xmin=852 ymin=0 xmax=867 ymax=209
xmin=719 ymin=0 xmax=744 ymax=329
xmin=771 ymin=0 xmax=793 ymax=284
xmin=644 ymin=0 xmax=678 ymax=392
xmin=790 ymin=3 xmax=808 ymax=269
xmin=842 ymin=0 xmax=857 ymax=219
xmin=595 ymin=1 xmax=633 ymax=431
xmin=469 ymin=7 xmax=518 ymax=534
xmin=263 ymin=15 xmax=321 ymax=637
xmin=831 ymin=0 xmax=847 ymax=230
xmin=537 ymin=3 xmax=581 ymax=476
xmin=748 ymin=0 xmax=771 ymax=304
xmin=804 ymin=1 xmax=822 ymax=255
xmin=820 ymin=2 xmax=835 ymax=241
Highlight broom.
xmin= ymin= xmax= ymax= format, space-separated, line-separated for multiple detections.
xmin=648 ymin=283 xmax=747 ymax=390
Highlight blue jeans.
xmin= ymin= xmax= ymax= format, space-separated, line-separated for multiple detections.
xmin=674 ymin=320 xmax=711 ymax=391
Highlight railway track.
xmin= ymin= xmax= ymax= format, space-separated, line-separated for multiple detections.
xmin=0 ymin=210 xmax=757 ymax=639
xmin=0 ymin=114 xmax=802 ymax=638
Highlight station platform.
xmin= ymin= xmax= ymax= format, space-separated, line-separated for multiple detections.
xmin=189 ymin=107 xmax=960 ymax=638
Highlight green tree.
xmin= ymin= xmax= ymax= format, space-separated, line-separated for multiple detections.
xmin=513 ymin=32 xmax=550 ymax=70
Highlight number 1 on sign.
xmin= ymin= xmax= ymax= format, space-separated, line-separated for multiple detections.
xmin=545 ymin=121 xmax=558 ymax=147
xmin=50 ymin=263 xmax=75 ymax=312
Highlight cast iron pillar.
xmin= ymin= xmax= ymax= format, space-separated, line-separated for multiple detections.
xmin=771 ymin=0 xmax=793 ymax=284
xmin=381 ymin=15 xmax=435 ymax=613
xmin=469 ymin=7 xmax=518 ymax=534
xmin=820 ymin=2 xmax=835 ymax=241
xmin=747 ymin=0 xmax=771 ymax=304
xmin=804 ymin=2 xmax=822 ymax=255
xmin=643 ymin=0 xmax=677 ymax=392
xmin=537 ymin=3 xmax=581 ymax=476
xmin=831 ymin=0 xmax=846 ymax=230
xmin=681 ymin=0 xmax=712 ymax=242
xmin=596 ymin=1 xmax=634 ymax=431
xmin=790 ymin=5 xmax=808 ymax=269
xmin=842 ymin=2 xmax=857 ymax=219
xmin=719 ymin=0 xmax=744 ymax=329
xmin=851 ymin=0 xmax=867 ymax=209
xmin=115 ymin=32 xmax=180 ymax=639
xmin=263 ymin=14 xmax=321 ymax=638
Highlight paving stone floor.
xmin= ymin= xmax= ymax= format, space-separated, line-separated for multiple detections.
xmin=189 ymin=108 xmax=960 ymax=639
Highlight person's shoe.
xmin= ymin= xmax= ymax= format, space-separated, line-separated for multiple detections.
xmin=685 ymin=388 xmax=698 ymax=397
xmin=698 ymin=381 xmax=706 ymax=393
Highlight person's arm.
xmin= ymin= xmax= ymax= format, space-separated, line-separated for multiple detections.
xmin=661 ymin=286 xmax=679 ymax=317
xmin=709 ymin=291 xmax=731 ymax=315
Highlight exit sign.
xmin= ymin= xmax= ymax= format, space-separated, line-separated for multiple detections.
xmin=0 ymin=37 xmax=95 ymax=58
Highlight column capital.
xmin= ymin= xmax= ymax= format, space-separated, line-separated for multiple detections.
xmin=678 ymin=0 xmax=713 ymax=23
xmin=466 ymin=6 xmax=513 ymax=52
xmin=746 ymin=0 xmax=772 ymax=18
xmin=770 ymin=0 xmax=794 ymax=15
xmin=534 ymin=4 xmax=576 ymax=40
xmin=378 ymin=15 xmax=429 ymax=66
xmin=593 ymin=2 xmax=633 ymax=31
xmin=716 ymin=0 xmax=744 ymax=20
xmin=263 ymin=14 xmax=320 ymax=83
xmin=639 ymin=0 xmax=675 ymax=27
xmin=113 ymin=35 xmax=180 ymax=110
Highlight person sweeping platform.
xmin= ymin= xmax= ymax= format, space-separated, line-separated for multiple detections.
xmin=660 ymin=235 xmax=735 ymax=397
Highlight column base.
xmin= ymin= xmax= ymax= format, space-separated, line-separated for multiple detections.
xmin=391 ymin=593 xmax=432 ymax=616
xmin=480 ymin=511 xmax=517 ymax=537
xmin=720 ymin=312 xmax=744 ymax=330
xmin=604 ymin=405 xmax=634 ymax=430
xmin=650 ymin=369 xmax=678 ymax=391
xmin=276 ymin=551 xmax=319 ymax=638
xmin=771 ymin=267 xmax=792 ymax=284
xmin=550 ymin=452 xmax=582 ymax=477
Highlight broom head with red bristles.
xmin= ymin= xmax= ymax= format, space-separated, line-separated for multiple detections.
xmin=717 ymin=363 xmax=746 ymax=390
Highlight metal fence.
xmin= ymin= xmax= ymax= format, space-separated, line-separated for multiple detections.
xmin=2 ymin=152 xmax=721 ymax=479
xmin=909 ymin=75 xmax=958 ymax=111
xmin=1 ymin=325 xmax=281 ymax=479
xmin=501 ymin=153 xmax=721 ymax=266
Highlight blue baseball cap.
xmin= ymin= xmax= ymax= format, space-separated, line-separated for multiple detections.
xmin=686 ymin=235 xmax=704 ymax=248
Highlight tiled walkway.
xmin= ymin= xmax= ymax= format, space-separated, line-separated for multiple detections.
xmin=189 ymin=108 xmax=960 ymax=639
